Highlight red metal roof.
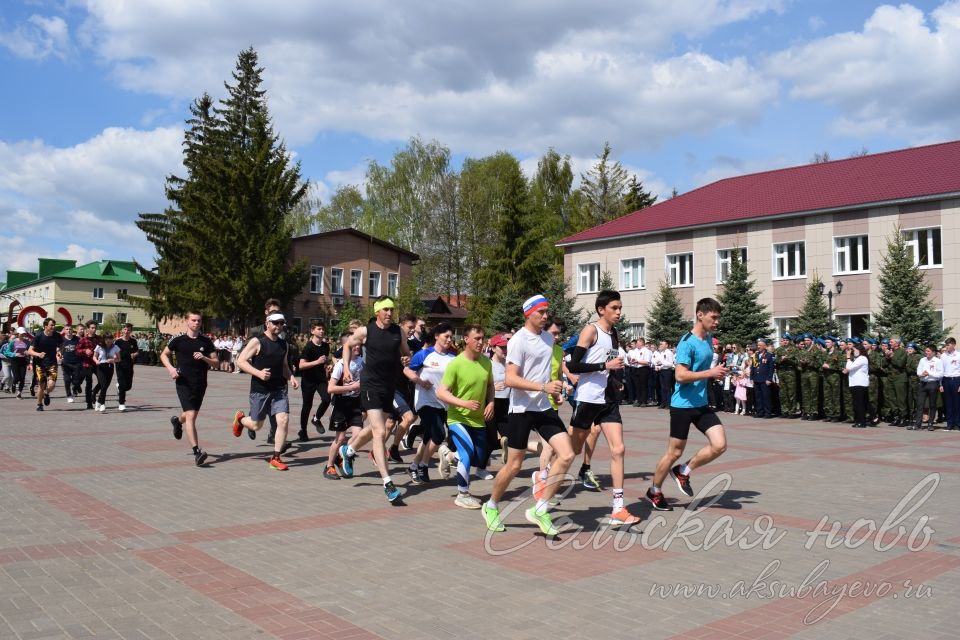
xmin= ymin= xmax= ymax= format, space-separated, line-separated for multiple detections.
xmin=558 ymin=140 xmax=960 ymax=246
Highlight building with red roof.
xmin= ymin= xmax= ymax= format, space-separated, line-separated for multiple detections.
xmin=557 ymin=140 xmax=960 ymax=340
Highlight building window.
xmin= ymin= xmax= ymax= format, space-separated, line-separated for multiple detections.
xmin=667 ymin=253 xmax=694 ymax=287
xmin=387 ymin=273 xmax=399 ymax=297
xmin=350 ymin=270 xmax=363 ymax=296
xmin=578 ymin=263 xmax=600 ymax=293
xmin=903 ymin=227 xmax=942 ymax=268
xmin=368 ymin=271 xmax=381 ymax=297
xmin=309 ymin=266 xmax=324 ymax=294
xmin=92 ymin=312 xmax=103 ymax=323
xmin=117 ymin=288 xmax=128 ymax=301
xmin=116 ymin=313 xmax=127 ymax=324
xmin=834 ymin=236 xmax=869 ymax=274
xmin=330 ymin=268 xmax=344 ymax=295
xmin=291 ymin=317 xmax=303 ymax=333
xmin=835 ymin=314 xmax=871 ymax=339
xmin=773 ymin=242 xmax=806 ymax=279
xmin=626 ymin=323 xmax=645 ymax=340
xmin=717 ymin=248 xmax=747 ymax=284
xmin=93 ymin=287 xmax=104 ymax=299
xmin=620 ymin=258 xmax=644 ymax=290
xmin=774 ymin=317 xmax=796 ymax=344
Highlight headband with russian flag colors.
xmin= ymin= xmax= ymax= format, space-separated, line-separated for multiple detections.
xmin=522 ymin=294 xmax=549 ymax=317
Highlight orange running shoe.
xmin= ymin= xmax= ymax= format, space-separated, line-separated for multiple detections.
xmin=608 ymin=508 xmax=641 ymax=528
xmin=269 ymin=456 xmax=288 ymax=471
xmin=232 ymin=410 xmax=245 ymax=437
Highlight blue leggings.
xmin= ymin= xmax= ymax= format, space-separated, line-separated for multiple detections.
xmin=448 ymin=423 xmax=486 ymax=492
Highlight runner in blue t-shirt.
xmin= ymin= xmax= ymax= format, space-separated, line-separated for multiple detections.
xmin=647 ymin=298 xmax=729 ymax=511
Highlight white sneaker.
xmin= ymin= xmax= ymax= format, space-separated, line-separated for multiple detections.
xmin=454 ymin=493 xmax=482 ymax=509
xmin=437 ymin=443 xmax=453 ymax=479
xmin=118 ymin=404 xmax=126 ymax=412
xmin=98 ymin=403 xmax=106 ymax=412
xmin=67 ymin=397 xmax=75 ymax=404
xmin=476 ymin=469 xmax=494 ymax=480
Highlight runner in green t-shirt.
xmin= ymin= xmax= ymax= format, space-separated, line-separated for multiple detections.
xmin=436 ymin=325 xmax=495 ymax=509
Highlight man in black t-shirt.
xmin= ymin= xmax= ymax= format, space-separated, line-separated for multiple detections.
xmin=114 ymin=323 xmax=139 ymax=412
xmin=297 ymin=321 xmax=330 ymax=440
xmin=26 ymin=318 xmax=64 ymax=411
xmin=60 ymin=324 xmax=81 ymax=403
xmin=160 ymin=311 xmax=218 ymax=466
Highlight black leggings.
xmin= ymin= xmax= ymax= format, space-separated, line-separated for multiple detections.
xmin=61 ymin=363 xmax=81 ymax=396
xmin=116 ymin=364 xmax=134 ymax=404
xmin=11 ymin=358 xmax=28 ymax=393
xmin=300 ymin=379 xmax=331 ymax=430
xmin=851 ymin=385 xmax=868 ymax=425
xmin=93 ymin=364 xmax=114 ymax=405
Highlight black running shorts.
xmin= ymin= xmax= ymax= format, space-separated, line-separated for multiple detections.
xmin=176 ymin=381 xmax=207 ymax=412
xmin=669 ymin=406 xmax=722 ymax=440
xmin=418 ymin=405 xmax=448 ymax=446
xmin=361 ymin=386 xmax=395 ymax=412
xmin=570 ymin=400 xmax=621 ymax=430
xmin=505 ymin=409 xmax=566 ymax=450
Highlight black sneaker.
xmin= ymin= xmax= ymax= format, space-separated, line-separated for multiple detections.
xmin=194 ymin=449 xmax=208 ymax=466
xmin=388 ymin=444 xmax=403 ymax=463
xmin=417 ymin=466 xmax=430 ymax=484
xmin=297 ymin=429 xmax=308 ymax=442
xmin=645 ymin=488 xmax=673 ymax=511
xmin=266 ymin=435 xmax=275 ymax=445
xmin=170 ymin=416 xmax=183 ymax=440
xmin=43 ymin=394 xmax=50 ymax=406
xmin=670 ymin=465 xmax=694 ymax=497
xmin=314 ymin=417 xmax=326 ymax=435
xmin=247 ymin=427 xmax=256 ymax=440
xmin=409 ymin=466 xmax=422 ymax=485
xmin=36 ymin=404 xmax=43 ymax=412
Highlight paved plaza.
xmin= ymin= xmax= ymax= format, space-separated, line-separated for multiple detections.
xmin=1 ymin=366 xmax=959 ymax=640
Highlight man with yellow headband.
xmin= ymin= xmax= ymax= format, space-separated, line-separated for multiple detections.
xmin=337 ymin=295 xmax=412 ymax=504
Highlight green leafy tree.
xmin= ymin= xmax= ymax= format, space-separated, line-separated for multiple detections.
xmin=792 ymin=275 xmax=840 ymax=337
xmin=330 ymin=297 xmax=370 ymax=338
xmin=873 ymin=226 xmax=949 ymax=344
xmin=716 ymin=249 xmax=772 ymax=346
xmin=528 ymin=148 xmax=575 ymax=263
xmin=393 ymin=278 xmax=426 ymax=322
xmin=646 ymin=279 xmax=691 ymax=344
xmin=134 ymin=48 xmax=308 ymax=330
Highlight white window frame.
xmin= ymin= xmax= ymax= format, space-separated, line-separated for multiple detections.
xmin=774 ymin=317 xmax=796 ymax=345
xmin=620 ymin=258 xmax=645 ymax=290
xmin=835 ymin=313 xmax=872 ymax=339
xmin=577 ymin=262 xmax=600 ymax=294
xmin=349 ymin=269 xmax=363 ymax=297
xmin=716 ymin=248 xmax=748 ymax=284
xmin=92 ymin=287 xmax=104 ymax=300
xmin=117 ymin=288 xmax=128 ymax=301
xmin=833 ymin=235 xmax=869 ymax=275
xmin=387 ymin=273 xmax=399 ymax=297
xmin=116 ymin=312 xmax=127 ymax=324
xmin=92 ymin=312 xmax=104 ymax=323
xmin=368 ymin=271 xmax=382 ymax=297
xmin=309 ymin=266 xmax=324 ymax=294
xmin=773 ymin=241 xmax=806 ymax=280
xmin=330 ymin=268 xmax=344 ymax=295
xmin=666 ymin=253 xmax=694 ymax=288
xmin=902 ymin=227 xmax=942 ymax=269
xmin=626 ymin=322 xmax=645 ymax=340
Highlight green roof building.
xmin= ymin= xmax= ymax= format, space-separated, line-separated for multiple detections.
xmin=1 ymin=258 xmax=152 ymax=330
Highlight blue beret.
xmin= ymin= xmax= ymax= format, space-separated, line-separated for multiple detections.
xmin=907 ymin=342 xmax=917 ymax=349
xmin=850 ymin=337 xmax=862 ymax=345
xmin=816 ymin=338 xmax=826 ymax=347
xmin=864 ymin=338 xmax=878 ymax=345
xmin=825 ymin=335 xmax=837 ymax=342
xmin=881 ymin=338 xmax=890 ymax=345
xmin=782 ymin=333 xmax=792 ymax=340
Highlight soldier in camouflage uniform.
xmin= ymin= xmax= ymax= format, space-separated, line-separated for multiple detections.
xmin=820 ymin=336 xmax=844 ymax=422
xmin=905 ymin=342 xmax=922 ymax=422
xmin=864 ymin=338 xmax=883 ymax=425
xmin=888 ymin=337 xmax=910 ymax=426
xmin=798 ymin=334 xmax=821 ymax=420
xmin=775 ymin=333 xmax=800 ymax=418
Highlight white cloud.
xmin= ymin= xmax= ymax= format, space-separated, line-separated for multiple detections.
xmin=67 ymin=0 xmax=781 ymax=155
xmin=58 ymin=243 xmax=108 ymax=265
xmin=0 ymin=14 xmax=71 ymax=60
xmin=767 ymin=1 xmax=960 ymax=143
xmin=0 ymin=126 xmax=183 ymax=222
xmin=692 ymin=154 xmax=793 ymax=187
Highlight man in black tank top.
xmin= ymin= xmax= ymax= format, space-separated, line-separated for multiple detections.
xmin=231 ymin=313 xmax=300 ymax=471
xmin=337 ymin=296 xmax=411 ymax=503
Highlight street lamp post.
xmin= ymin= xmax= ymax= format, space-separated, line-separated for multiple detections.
xmin=818 ymin=280 xmax=844 ymax=322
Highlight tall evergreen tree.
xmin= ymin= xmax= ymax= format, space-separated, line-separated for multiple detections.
xmin=622 ymin=175 xmax=657 ymax=213
xmin=541 ymin=270 xmax=586 ymax=336
xmin=716 ymin=249 xmax=772 ymax=346
xmin=646 ymin=279 xmax=691 ymax=344
xmin=571 ymin=142 xmax=631 ymax=232
xmin=599 ymin=270 xmax=631 ymax=335
xmin=134 ymin=48 xmax=308 ymax=329
xmin=873 ymin=226 xmax=948 ymax=344
xmin=792 ymin=275 xmax=840 ymax=337
xmin=528 ymin=148 xmax=575 ymax=263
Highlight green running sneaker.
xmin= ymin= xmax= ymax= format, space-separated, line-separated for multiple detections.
xmin=481 ymin=503 xmax=505 ymax=532
xmin=525 ymin=506 xmax=559 ymax=536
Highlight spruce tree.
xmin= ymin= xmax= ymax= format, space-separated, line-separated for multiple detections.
xmin=599 ymin=270 xmax=631 ymax=335
xmin=622 ymin=175 xmax=657 ymax=213
xmin=541 ymin=270 xmax=586 ymax=336
xmin=716 ymin=249 xmax=772 ymax=346
xmin=873 ymin=226 xmax=948 ymax=344
xmin=792 ymin=275 xmax=840 ymax=337
xmin=646 ymin=279 xmax=691 ymax=344
xmin=134 ymin=48 xmax=308 ymax=330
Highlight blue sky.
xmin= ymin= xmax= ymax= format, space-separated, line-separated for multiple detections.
xmin=2 ymin=0 xmax=957 ymax=278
